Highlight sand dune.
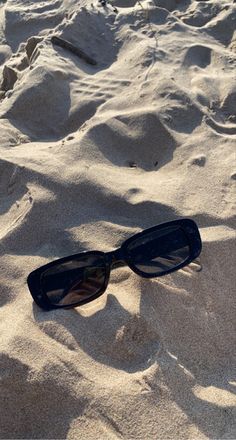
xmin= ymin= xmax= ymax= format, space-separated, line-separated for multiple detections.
xmin=0 ymin=0 xmax=236 ymax=438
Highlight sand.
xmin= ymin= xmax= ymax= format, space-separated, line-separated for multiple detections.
xmin=0 ymin=0 xmax=236 ymax=438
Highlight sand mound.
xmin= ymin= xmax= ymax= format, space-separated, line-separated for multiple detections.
xmin=0 ymin=0 xmax=235 ymax=438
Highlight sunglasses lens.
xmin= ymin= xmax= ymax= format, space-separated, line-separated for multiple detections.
xmin=40 ymin=254 xmax=107 ymax=306
xmin=126 ymin=225 xmax=190 ymax=275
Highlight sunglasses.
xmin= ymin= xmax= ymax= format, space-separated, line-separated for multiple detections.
xmin=27 ymin=219 xmax=202 ymax=310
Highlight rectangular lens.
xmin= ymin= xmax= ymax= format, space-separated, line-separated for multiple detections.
xmin=40 ymin=254 xmax=106 ymax=306
xmin=126 ymin=225 xmax=190 ymax=275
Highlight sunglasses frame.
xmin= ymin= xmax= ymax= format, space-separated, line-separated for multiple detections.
xmin=27 ymin=218 xmax=202 ymax=310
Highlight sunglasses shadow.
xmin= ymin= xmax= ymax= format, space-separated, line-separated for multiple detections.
xmin=31 ymin=261 xmax=202 ymax=374
xmin=32 ymin=289 xmax=161 ymax=373
xmin=32 ymin=236 xmax=235 ymax=439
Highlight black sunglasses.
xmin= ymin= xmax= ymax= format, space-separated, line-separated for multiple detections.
xmin=27 ymin=219 xmax=202 ymax=311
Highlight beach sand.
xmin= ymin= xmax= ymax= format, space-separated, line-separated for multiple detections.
xmin=0 ymin=0 xmax=236 ymax=438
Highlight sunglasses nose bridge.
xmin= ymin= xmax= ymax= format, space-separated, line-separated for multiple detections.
xmin=106 ymin=248 xmax=126 ymax=269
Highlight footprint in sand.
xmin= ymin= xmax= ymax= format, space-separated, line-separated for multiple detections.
xmin=182 ymin=41 xmax=236 ymax=132
xmin=183 ymin=45 xmax=212 ymax=69
xmin=178 ymin=1 xmax=223 ymax=28
xmin=113 ymin=314 xmax=161 ymax=365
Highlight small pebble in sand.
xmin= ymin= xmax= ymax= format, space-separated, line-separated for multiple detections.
xmin=191 ymin=155 xmax=206 ymax=167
